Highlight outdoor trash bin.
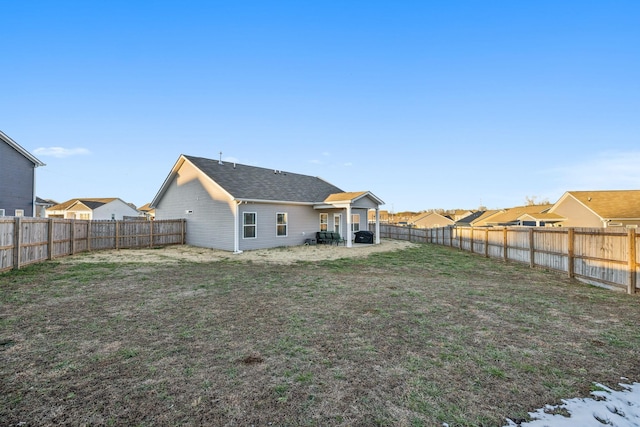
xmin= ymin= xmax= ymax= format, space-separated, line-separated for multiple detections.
xmin=354 ymin=231 xmax=374 ymax=244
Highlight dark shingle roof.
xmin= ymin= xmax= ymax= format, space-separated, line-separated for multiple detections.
xmin=456 ymin=211 xmax=486 ymax=224
xmin=184 ymin=155 xmax=344 ymax=203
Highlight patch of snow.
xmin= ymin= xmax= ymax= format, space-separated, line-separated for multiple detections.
xmin=504 ymin=381 xmax=640 ymax=427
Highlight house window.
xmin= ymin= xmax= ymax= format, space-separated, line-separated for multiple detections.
xmin=0 ymin=209 xmax=4 ymax=217
xmin=243 ymin=212 xmax=257 ymax=239
xmin=351 ymin=214 xmax=360 ymax=232
xmin=15 ymin=209 xmax=24 ymax=217
xmin=78 ymin=213 xmax=90 ymax=220
xmin=319 ymin=213 xmax=328 ymax=231
xmin=276 ymin=212 xmax=288 ymax=237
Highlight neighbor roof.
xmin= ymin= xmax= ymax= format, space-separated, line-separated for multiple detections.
xmin=558 ymin=190 xmax=640 ymax=219
xmin=517 ymin=212 xmax=566 ymax=222
xmin=456 ymin=211 xmax=486 ymax=225
xmin=484 ymin=204 xmax=553 ymax=225
xmin=48 ymin=198 xmax=118 ymax=211
xmin=183 ymin=155 xmax=345 ymax=203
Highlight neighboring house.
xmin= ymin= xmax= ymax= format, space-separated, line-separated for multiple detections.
xmin=138 ymin=202 xmax=156 ymax=220
xmin=547 ymin=190 xmax=640 ymax=228
xmin=0 ymin=130 xmax=45 ymax=217
xmin=46 ymin=198 xmax=141 ymax=220
xmin=386 ymin=211 xmax=417 ymax=225
xmin=457 ymin=210 xmax=504 ymax=227
xmin=483 ymin=204 xmax=556 ymax=227
xmin=150 ymin=154 xmax=385 ymax=252
xmin=456 ymin=210 xmax=488 ymax=227
xmin=35 ymin=197 xmax=57 ymax=218
xmin=450 ymin=209 xmax=474 ymax=221
xmin=368 ymin=209 xmax=391 ymax=223
xmin=409 ymin=212 xmax=455 ymax=228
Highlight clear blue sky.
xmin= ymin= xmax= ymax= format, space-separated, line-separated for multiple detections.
xmin=3 ymin=1 xmax=639 ymax=212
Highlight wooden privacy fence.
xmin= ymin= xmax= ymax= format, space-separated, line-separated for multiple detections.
xmin=375 ymin=224 xmax=639 ymax=294
xmin=0 ymin=218 xmax=186 ymax=272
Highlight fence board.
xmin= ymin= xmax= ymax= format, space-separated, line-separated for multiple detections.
xmin=373 ymin=224 xmax=639 ymax=294
xmin=0 ymin=218 xmax=186 ymax=272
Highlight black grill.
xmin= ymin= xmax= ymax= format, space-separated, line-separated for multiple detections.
xmin=354 ymin=230 xmax=374 ymax=244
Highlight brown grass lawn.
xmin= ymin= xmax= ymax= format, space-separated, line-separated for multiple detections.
xmin=1 ymin=242 xmax=639 ymax=426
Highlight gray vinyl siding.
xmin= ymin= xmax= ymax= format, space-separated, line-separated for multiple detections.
xmin=0 ymin=141 xmax=36 ymax=216
xmin=154 ymin=161 xmax=236 ymax=250
xmin=236 ymin=206 xmax=370 ymax=250
xmin=152 ymin=156 xmax=382 ymax=251
xmin=238 ymin=203 xmax=321 ymax=251
xmin=351 ymin=208 xmax=368 ymax=232
xmin=93 ymin=200 xmax=141 ymax=220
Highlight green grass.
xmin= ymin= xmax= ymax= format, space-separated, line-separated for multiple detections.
xmin=1 ymin=242 xmax=639 ymax=426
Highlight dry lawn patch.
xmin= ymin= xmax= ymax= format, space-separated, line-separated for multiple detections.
xmin=1 ymin=241 xmax=639 ymax=426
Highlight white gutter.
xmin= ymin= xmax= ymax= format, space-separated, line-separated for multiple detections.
xmin=233 ymin=200 xmax=243 ymax=254
xmin=32 ymin=162 xmax=44 ymax=218
xmin=240 ymin=198 xmax=315 ymax=206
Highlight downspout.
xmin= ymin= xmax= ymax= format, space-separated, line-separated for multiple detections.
xmin=234 ymin=200 xmax=243 ymax=254
xmin=32 ymin=165 xmax=38 ymax=217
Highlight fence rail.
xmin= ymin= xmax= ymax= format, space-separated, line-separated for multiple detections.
xmin=0 ymin=218 xmax=186 ymax=272
xmin=375 ymin=224 xmax=639 ymax=294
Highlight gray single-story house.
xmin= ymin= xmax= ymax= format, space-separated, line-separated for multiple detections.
xmin=0 ymin=130 xmax=45 ymax=217
xmin=150 ymin=154 xmax=385 ymax=252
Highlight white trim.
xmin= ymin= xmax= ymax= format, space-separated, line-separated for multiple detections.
xmin=345 ymin=206 xmax=352 ymax=248
xmin=351 ymin=213 xmax=361 ymax=232
xmin=333 ymin=213 xmax=342 ymax=235
xmin=234 ymin=201 xmax=242 ymax=253
xmin=243 ymin=212 xmax=257 ymax=239
xmin=0 ymin=130 xmax=45 ymax=166
xmin=319 ymin=213 xmax=328 ymax=232
xmin=375 ymin=208 xmax=380 ymax=244
xmin=276 ymin=212 xmax=288 ymax=237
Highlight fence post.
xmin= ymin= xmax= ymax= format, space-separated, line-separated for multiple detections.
xmin=628 ymin=228 xmax=637 ymax=294
xmin=47 ymin=218 xmax=54 ymax=260
xmin=70 ymin=220 xmax=76 ymax=255
xmin=503 ymin=227 xmax=508 ymax=262
xmin=149 ymin=220 xmax=154 ymax=248
xmin=529 ymin=228 xmax=535 ymax=268
xmin=469 ymin=227 xmax=474 ymax=253
xmin=115 ymin=220 xmax=120 ymax=250
xmin=13 ymin=216 xmax=21 ymax=270
xmin=484 ymin=228 xmax=489 ymax=257
xmin=86 ymin=221 xmax=92 ymax=252
xmin=181 ymin=218 xmax=186 ymax=244
xmin=567 ymin=228 xmax=575 ymax=278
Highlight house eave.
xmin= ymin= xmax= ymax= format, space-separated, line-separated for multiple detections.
xmin=314 ymin=203 xmax=351 ymax=210
xmin=235 ymin=198 xmax=315 ymax=206
xmin=604 ymin=217 xmax=640 ymax=221
xmin=0 ymin=130 xmax=46 ymax=167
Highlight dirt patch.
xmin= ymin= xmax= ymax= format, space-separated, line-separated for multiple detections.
xmin=58 ymin=239 xmax=416 ymax=265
